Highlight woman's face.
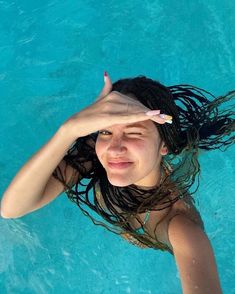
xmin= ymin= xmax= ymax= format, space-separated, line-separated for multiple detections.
xmin=95 ymin=120 xmax=167 ymax=188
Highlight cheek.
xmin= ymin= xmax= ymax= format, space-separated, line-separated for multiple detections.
xmin=143 ymin=145 xmax=157 ymax=160
xmin=130 ymin=141 xmax=155 ymax=162
xmin=95 ymin=140 xmax=105 ymax=161
xmin=140 ymin=141 xmax=160 ymax=163
xmin=95 ymin=138 xmax=159 ymax=162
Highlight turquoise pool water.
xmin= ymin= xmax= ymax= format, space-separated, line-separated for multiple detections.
xmin=0 ymin=0 xmax=235 ymax=293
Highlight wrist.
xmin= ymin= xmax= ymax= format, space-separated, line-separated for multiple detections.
xmin=58 ymin=119 xmax=80 ymax=143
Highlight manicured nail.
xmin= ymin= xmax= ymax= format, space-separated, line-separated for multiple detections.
xmin=165 ymin=120 xmax=172 ymax=124
xmin=104 ymin=71 xmax=108 ymax=83
xmin=145 ymin=110 xmax=161 ymax=116
xmin=160 ymin=114 xmax=173 ymax=120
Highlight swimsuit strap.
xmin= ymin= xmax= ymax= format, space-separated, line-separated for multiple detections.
xmin=136 ymin=165 xmax=166 ymax=232
xmin=134 ymin=210 xmax=151 ymax=234
xmin=143 ymin=210 xmax=151 ymax=225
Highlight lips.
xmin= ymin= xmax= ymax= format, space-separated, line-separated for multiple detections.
xmin=108 ymin=161 xmax=133 ymax=169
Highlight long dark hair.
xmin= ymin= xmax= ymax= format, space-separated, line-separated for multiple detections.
xmin=53 ymin=76 xmax=234 ymax=253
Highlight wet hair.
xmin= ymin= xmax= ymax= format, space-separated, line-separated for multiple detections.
xmin=53 ymin=76 xmax=234 ymax=254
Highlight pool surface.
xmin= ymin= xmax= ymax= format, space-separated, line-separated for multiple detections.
xmin=0 ymin=0 xmax=235 ymax=293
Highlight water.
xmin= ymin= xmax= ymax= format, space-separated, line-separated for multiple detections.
xmin=0 ymin=0 xmax=235 ymax=293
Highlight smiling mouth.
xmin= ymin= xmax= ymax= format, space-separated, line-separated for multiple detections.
xmin=108 ymin=162 xmax=133 ymax=169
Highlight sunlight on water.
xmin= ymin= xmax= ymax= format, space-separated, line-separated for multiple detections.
xmin=0 ymin=0 xmax=235 ymax=293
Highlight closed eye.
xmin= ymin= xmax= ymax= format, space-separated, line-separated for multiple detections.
xmin=98 ymin=130 xmax=143 ymax=136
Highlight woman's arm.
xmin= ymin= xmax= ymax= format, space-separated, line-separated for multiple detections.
xmin=168 ymin=214 xmax=223 ymax=294
xmin=0 ymin=124 xmax=78 ymax=218
xmin=0 ymin=73 xmax=114 ymax=219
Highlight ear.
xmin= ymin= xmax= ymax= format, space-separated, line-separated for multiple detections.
xmin=160 ymin=141 xmax=168 ymax=156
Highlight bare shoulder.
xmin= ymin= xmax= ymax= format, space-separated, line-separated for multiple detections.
xmin=168 ymin=213 xmax=208 ymax=254
xmin=170 ymin=194 xmax=204 ymax=230
xmin=152 ymin=196 xmax=204 ymax=249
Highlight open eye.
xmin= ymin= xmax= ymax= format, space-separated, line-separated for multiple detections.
xmin=98 ymin=130 xmax=111 ymax=135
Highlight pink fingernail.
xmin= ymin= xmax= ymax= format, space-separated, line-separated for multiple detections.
xmin=145 ymin=110 xmax=161 ymax=116
xmin=165 ymin=120 xmax=172 ymax=124
xmin=104 ymin=71 xmax=108 ymax=83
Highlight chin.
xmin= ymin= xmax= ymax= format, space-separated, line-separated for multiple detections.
xmin=107 ymin=176 xmax=133 ymax=187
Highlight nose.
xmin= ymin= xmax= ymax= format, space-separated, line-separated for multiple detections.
xmin=107 ymin=136 xmax=127 ymax=156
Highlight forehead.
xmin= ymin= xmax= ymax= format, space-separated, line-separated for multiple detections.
xmin=124 ymin=121 xmax=152 ymax=129
xmin=110 ymin=120 xmax=159 ymax=134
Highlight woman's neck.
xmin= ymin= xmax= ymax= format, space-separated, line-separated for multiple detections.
xmin=135 ymin=167 xmax=163 ymax=191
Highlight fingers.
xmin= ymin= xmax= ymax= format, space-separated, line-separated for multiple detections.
xmin=118 ymin=108 xmax=172 ymax=126
xmin=148 ymin=113 xmax=173 ymax=124
xmin=96 ymin=71 xmax=113 ymax=101
xmin=137 ymin=110 xmax=173 ymax=125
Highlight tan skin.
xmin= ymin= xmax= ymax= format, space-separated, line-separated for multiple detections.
xmin=95 ymin=120 xmax=166 ymax=188
xmin=94 ymin=74 xmax=223 ymax=294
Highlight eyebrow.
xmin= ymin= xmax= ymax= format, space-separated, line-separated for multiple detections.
xmin=125 ymin=123 xmax=148 ymax=130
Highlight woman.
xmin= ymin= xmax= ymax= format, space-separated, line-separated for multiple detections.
xmin=1 ymin=73 xmax=234 ymax=293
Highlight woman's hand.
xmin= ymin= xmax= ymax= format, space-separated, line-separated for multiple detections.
xmin=65 ymin=72 xmax=172 ymax=139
